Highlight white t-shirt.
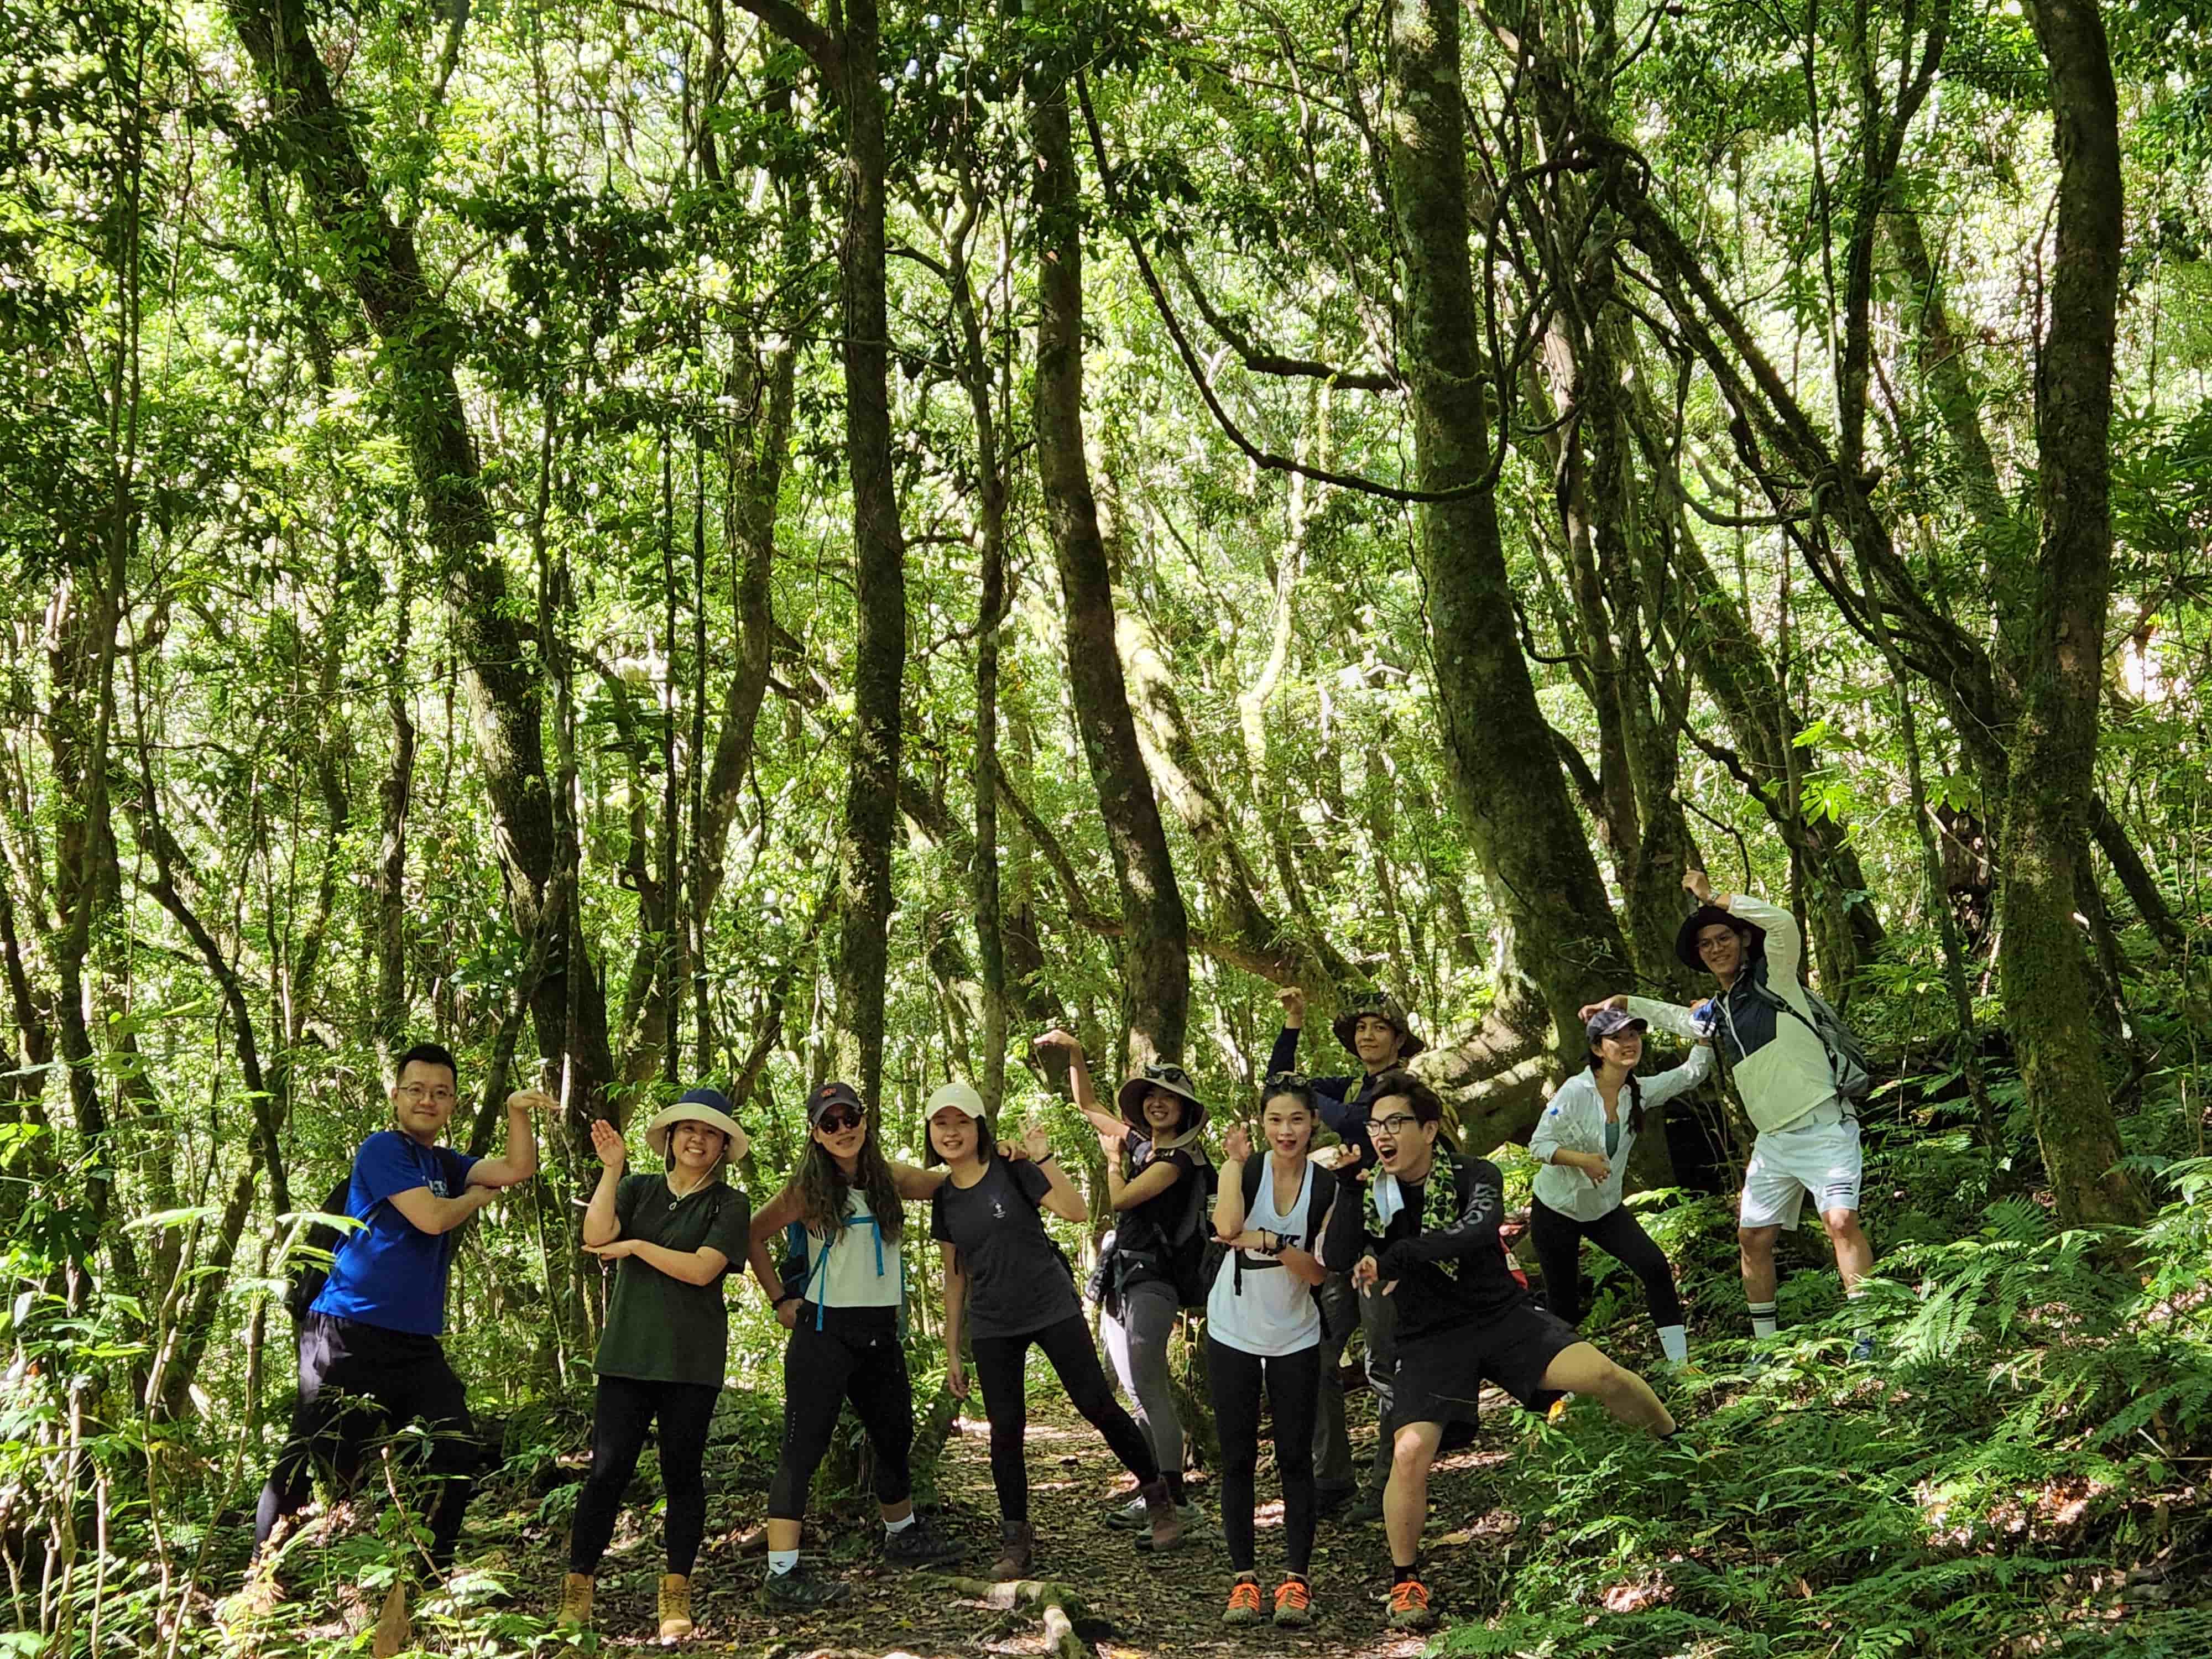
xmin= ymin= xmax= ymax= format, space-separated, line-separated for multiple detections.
xmin=1206 ymin=1157 xmax=1323 ymax=1358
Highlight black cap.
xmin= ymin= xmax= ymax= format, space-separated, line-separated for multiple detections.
xmin=807 ymin=1079 xmax=865 ymax=1126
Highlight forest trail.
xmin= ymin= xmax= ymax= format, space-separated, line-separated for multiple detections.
xmin=516 ymin=1380 xmax=1522 ymax=1658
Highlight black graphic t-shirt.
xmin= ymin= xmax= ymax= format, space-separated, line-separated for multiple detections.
xmin=931 ymin=1155 xmax=1079 ymax=1340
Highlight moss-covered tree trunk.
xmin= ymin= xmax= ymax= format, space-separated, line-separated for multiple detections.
xmin=2002 ymin=0 xmax=2142 ymax=1227
xmin=1030 ymin=65 xmax=1189 ymax=1062
xmin=226 ymin=0 xmax=613 ymax=1128
xmin=1383 ymin=0 xmax=1633 ymax=1095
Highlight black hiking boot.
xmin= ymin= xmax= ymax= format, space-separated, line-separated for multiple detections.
xmin=759 ymin=1562 xmax=850 ymax=1610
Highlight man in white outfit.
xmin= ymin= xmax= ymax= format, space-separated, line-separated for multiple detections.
xmin=1583 ymin=869 xmax=1874 ymax=1361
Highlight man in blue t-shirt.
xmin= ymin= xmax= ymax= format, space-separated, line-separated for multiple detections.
xmin=252 ymin=1042 xmax=546 ymax=1654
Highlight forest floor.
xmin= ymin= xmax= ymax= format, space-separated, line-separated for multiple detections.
xmin=512 ymin=1378 xmax=1481 ymax=1658
xmin=241 ymin=1365 xmax=1526 ymax=1658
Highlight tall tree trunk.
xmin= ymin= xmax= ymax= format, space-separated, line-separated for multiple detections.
xmin=1030 ymin=64 xmax=1190 ymax=1062
xmin=2002 ymin=0 xmax=2141 ymax=1225
xmin=1383 ymin=0 xmax=1634 ymax=1091
xmin=830 ymin=0 xmax=907 ymax=1100
xmin=225 ymin=0 xmax=613 ymax=1125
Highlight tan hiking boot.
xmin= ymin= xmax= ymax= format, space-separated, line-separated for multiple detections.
xmin=988 ymin=1522 xmax=1034 ymax=1583
xmin=554 ymin=1572 xmax=593 ymax=1630
xmin=371 ymin=1579 xmax=410 ymax=1658
xmin=1140 ymin=1478 xmax=1182 ymax=1556
xmin=657 ymin=1574 xmax=693 ymax=1642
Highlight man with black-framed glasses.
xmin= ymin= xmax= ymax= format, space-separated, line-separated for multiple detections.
xmin=1318 ymin=1071 xmax=1677 ymax=1629
xmin=1263 ymin=985 xmax=1424 ymax=1524
xmin=251 ymin=1041 xmax=546 ymax=1654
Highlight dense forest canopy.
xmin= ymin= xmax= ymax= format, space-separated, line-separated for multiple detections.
xmin=3 ymin=0 xmax=2210 ymax=1652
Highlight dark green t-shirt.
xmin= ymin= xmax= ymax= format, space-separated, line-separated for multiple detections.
xmin=594 ymin=1173 xmax=753 ymax=1386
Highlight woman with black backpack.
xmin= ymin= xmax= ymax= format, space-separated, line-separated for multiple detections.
xmin=1036 ymin=1029 xmax=1211 ymax=1541
xmin=1206 ymin=1073 xmax=1335 ymax=1627
xmin=927 ymin=1081 xmax=1180 ymax=1577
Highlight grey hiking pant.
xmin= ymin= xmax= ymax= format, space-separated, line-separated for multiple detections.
xmin=1312 ymin=1269 xmax=1396 ymax=1494
xmin=1100 ymin=1280 xmax=1183 ymax=1479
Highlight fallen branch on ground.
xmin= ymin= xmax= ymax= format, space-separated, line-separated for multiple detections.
xmin=943 ymin=1576 xmax=1092 ymax=1659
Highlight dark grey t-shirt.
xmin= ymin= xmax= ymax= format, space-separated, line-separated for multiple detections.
xmin=931 ymin=1155 xmax=1080 ymax=1341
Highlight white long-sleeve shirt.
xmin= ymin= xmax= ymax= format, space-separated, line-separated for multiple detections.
xmin=1529 ymin=1044 xmax=1714 ymax=1222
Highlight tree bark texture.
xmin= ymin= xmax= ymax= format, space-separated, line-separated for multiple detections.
xmin=830 ymin=0 xmax=908 ymax=1102
xmin=1382 ymin=0 xmax=1634 ymax=1082
xmin=2002 ymin=0 xmax=2141 ymax=1225
xmin=1031 ymin=65 xmax=1190 ymax=1063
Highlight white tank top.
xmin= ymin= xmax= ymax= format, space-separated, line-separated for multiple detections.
xmin=805 ymin=1191 xmax=904 ymax=1311
xmin=1205 ymin=1158 xmax=1323 ymax=1358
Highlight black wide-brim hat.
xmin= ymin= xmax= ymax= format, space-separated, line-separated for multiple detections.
xmin=1332 ymin=992 xmax=1427 ymax=1061
xmin=1116 ymin=1065 xmax=1209 ymax=1147
xmin=1674 ymin=904 xmax=1764 ymax=973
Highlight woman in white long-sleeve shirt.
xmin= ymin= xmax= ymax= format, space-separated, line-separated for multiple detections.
xmin=1527 ymin=1008 xmax=1713 ymax=1365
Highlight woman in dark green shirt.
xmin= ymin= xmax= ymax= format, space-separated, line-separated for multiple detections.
xmin=554 ymin=1087 xmax=754 ymax=1642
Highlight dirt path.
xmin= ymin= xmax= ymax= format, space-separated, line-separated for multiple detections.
xmin=546 ymin=1380 xmax=1526 ymax=1658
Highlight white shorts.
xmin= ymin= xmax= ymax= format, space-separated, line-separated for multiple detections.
xmin=1739 ymin=1112 xmax=1863 ymax=1230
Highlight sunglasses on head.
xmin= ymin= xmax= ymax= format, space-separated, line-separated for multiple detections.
xmin=816 ymin=1106 xmax=866 ymax=1134
xmin=1142 ymin=1062 xmax=1192 ymax=1087
xmin=1264 ymin=1070 xmax=1311 ymax=1092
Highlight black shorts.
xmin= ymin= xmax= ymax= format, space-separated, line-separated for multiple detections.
xmin=1394 ymin=1302 xmax=1582 ymax=1426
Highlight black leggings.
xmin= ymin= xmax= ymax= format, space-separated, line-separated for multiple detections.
xmin=1207 ymin=1337 xmax=1321 ymax=1577
xmin=256 ymin=1314 xmax=482 ymax=1569
xmin=971 ymin=1312 xmax=1157 ymax=1525
xmin=1528 ymin=1198 xmax=1682 ymax=1329
xmin=568 ymin=1374 xmax=720 ymax=1576
xmin=766 ymin=1307 xmax=914 ymax=1521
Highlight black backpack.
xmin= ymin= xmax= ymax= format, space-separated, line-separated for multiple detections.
xmin=283 ymin=1171 xmax=360 ymax=1325
xmin=1115 ymin=1142 xmax=1218 ymax=1311
xmin=1207 ymin=1155 xmax=1332 ymax=1299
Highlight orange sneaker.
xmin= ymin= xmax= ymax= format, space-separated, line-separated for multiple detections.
xmin=1272 ymin=1577 xmax=1313 ymax=1626
xmin=1223 ymin=1578 xmax=1265 ymax=1625
xmin=1387 ymin=1577 xmax=1434 ymax=1630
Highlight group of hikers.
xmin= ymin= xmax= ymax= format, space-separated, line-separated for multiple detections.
xmin=247 ymin=868 xmax=1874 ymax=1645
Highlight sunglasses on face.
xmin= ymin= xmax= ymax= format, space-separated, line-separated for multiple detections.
xmin=816 ymin=1107 xmax=866 ymax=1134
xmin=1142 ymin=1062 xmax=1192 ymax=1087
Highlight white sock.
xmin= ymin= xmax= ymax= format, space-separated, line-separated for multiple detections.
xmin=1749 ymin=1300 xmax=1778 ymax=1340
xmin=767 ymin=1550 xmax=799 ymax=1577
xmin=884 ymin=1511 xmax=916 ymax=1535
xmin=1658 ymin=1324 xmax=1689 ymax=1364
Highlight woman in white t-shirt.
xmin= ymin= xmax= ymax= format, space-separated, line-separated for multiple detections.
xmin=1527 ymin=1008 xmax=1713 ymax=1366
xmin=1204 ymin=1073 xmax=1335 ymax=1629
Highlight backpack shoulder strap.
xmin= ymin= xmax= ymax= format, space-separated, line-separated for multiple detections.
xmin=1241 ymin=1154 xmax=1265 ymax=1212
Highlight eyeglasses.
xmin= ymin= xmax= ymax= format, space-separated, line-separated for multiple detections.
xmin=1373 ymin=1113 xmax=1423 ymax=1137
xmin=395 ymin=1082 xmax=457 ymax=1105
xmin=1695 ymin=932 xmax=1739 ymax=956
xmin=816 ymin=1107 xmax=866 ymax=1134
xmin=1142 ymin=1062 xmax=1192 ymax=1087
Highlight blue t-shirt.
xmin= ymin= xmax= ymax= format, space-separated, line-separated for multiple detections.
xmin=311 ymin=1131 xmax=479 ymax=1336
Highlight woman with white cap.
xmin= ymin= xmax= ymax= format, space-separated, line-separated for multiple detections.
xmin=1526 ymin=1008 xmax=1713 ymax=1367
xmin=555 ymin=1087 xmax=754 ymax=1641
xmin=926 ymin=1081 xmax=1180 ymax=1578
xmin=1035 ymin=1030 xmax=1211 ymax=1537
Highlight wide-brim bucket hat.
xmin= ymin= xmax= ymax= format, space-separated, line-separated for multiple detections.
xmin=922 ymin=1080 xmax=992 ymax=1166
xmin=1116 ymin=1061 xmax=1210 ymax=1147
xmin=1674 ymin=905 xmax=1765 ymax=974
xmin=1332 ymin=991 xmax=1427 ymax=1061
xmin=645 ymin=1086 xmax=750 ymax=1164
